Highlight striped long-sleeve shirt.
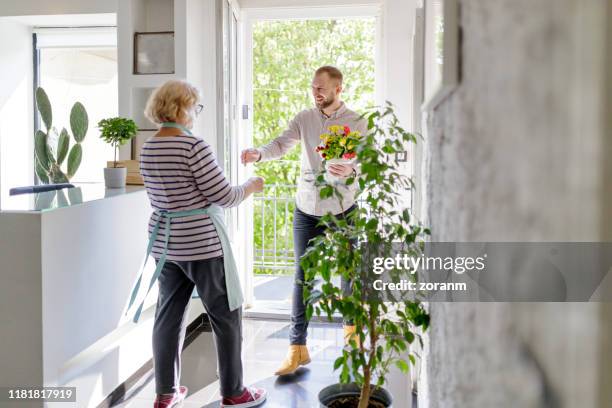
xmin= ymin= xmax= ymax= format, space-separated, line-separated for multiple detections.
xmin=140 ymin=135 xmax=245 ymax=261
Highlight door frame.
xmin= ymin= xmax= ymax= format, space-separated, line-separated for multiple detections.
xmin=239 ymin=4 xmax=382 ymax=312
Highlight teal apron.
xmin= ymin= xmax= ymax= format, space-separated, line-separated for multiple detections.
xmin=126 ymin=122 xmax=243 ymax=323
xmin=126 ymin=205 xmax=244 ymax=323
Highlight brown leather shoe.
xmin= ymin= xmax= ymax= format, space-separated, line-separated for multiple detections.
xmin=274 ymin=345 xmax=311 ymax=376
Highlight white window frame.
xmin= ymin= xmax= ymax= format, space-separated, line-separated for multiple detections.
xmin=34 ymin=26 xmax=118 ymax=184
xmin=34 ymin=26 xmax=117 ymax=48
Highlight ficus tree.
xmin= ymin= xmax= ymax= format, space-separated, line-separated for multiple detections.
xmin=301 ymin=102 xmax=430 ymax=408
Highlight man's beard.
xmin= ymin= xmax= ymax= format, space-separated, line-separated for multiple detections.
xmin=316 ymin=94 xmax=335 ymax=109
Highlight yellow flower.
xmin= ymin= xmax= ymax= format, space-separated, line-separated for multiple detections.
xmin=329 ymin=125 xmax=341 ymax=134
xmin=320 ymin=133 xmax=328 ymax=140
xmin=339 ymin=138 xmax=347 ymax=146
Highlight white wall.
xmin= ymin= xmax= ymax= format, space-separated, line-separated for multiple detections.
xmin=184 ymin=0 xmax=219 ymax=156
xmin=0 ymin=19 xmax=34 ymax=205
xmin=379 ymin=0 xmax=417 ymax=212
xmin=380 ymin=0 xmax=415 ymax=128
xmin=420 ymin=0 xmax=612 ymax=407
xmin=117 ymin=0 xmax=220 ymax=160
xmin=0 ymin=0 xmax=117 ymax=16
xmin=0 ymin=214 xmax=43 ymax=392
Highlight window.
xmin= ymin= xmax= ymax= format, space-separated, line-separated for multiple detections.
xmin=35 ymin=28 xmax=117 ymax=183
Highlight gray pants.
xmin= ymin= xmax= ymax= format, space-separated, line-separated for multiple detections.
xmin=153 ymin=257 xmax=243 ymax=397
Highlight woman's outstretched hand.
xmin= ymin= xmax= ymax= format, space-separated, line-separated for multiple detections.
xmin=245 ymin=176 xmax=265 ymax=194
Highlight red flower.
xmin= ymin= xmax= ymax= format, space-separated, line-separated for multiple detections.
xmin=343 ymin=152 xmax=356 ymax=160
xmin=322 ymin=153 xmax=326 ymax=159
xmin=343 ymin=126 xmax=351 ymax=135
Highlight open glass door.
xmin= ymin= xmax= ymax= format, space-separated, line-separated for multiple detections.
xmin=219 ymin=0 xmax=255 ymax=307
xmin=242 ymin=7 xmax=380 ymax=317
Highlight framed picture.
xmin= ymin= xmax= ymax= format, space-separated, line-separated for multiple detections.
xmin=422 ymin=0 xmax=460 ymax=111
xmin=134 ymin=32 xmax=175 ymax=75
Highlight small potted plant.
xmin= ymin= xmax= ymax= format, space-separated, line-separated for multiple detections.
xmin=98 ymin=117 xmax=138 ymax=188
xmin=317 ymin=125 xmax=360 ymax=183
xmin=302 ymin=102 xmax=431 ymax=408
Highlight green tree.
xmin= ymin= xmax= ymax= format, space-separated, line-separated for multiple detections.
xmin=252 ymin=18 xmax=376 ymax=275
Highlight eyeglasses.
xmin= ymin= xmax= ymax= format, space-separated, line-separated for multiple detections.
xmin=195 ymin=104 xmax=204 ymax=116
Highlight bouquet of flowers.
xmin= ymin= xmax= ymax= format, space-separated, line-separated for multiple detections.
xmin=316 ymin=124 xmax=360 ymax=161
xmin=316 ymin=125 xmax=361 ymax=183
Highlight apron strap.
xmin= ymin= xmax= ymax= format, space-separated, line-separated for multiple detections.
xmin=126 ymin=214 xmax=164 ymax=311
xmin=131 ymin=214 xmax=172 ymax=323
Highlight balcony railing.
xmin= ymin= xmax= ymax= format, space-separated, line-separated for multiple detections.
xmin=253 ymin=184 xmax=297 ymax=274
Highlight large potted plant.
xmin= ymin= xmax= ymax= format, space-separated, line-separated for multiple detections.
xmin=34 ymin=87 xmax=88 ymax=184
xmin=98 ymin=117 xmax=138 ymax=188
xmin=301 ymin=102 xmax=430 ymax=408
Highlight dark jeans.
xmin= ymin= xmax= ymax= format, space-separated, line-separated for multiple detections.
xmin=152 ymin=257 xmax=243 ymax=397
xmin=290 ymin=204 xmax=357 ymax=345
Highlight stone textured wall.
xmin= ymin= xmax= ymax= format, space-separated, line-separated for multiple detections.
xmin=419 ymin=1 xmax=612 ymax=407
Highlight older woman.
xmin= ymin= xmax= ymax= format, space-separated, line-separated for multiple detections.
xmin=138 ymin=80 xmax=266 ymax=408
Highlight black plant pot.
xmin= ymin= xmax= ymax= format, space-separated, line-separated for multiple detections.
xmin=318 ymin=383 xmax=393 ymax=408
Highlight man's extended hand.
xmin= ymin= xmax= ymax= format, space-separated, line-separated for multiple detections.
xmin=327 ymin=163 xmax=354 ymax=178
xmin=241 ymin=148 xmax=261 ymax=165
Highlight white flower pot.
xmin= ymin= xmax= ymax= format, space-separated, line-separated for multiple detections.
xmin=324 ymin=158 xmax=353 ymax=184
xmin=104 ymin=167 xmax=127 ymax=189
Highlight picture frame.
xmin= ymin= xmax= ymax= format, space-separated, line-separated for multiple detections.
xmin=133 ymin=31 xmax=175 ymax=75
xmin=422 ymin=0 xmax=460 ymax=111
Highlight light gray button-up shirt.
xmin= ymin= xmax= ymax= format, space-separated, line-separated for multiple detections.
xmin=257 ymin=102 xmax=367 ymax=216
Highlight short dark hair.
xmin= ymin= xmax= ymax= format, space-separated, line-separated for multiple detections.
xmin=315 ymin=66 xmax=343 ymax=85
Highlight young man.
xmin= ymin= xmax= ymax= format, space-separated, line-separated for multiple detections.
xmin=241 ymin=66 xmax=367 ymax=376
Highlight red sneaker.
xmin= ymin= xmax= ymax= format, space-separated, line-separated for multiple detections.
xmin=221 ymin=387 xmax=267 ymax=407
xmin=153 ymin=386 xmax=188 ymax=408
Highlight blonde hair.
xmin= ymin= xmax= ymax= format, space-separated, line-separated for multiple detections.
xmin=145 ymin=80 xmax=199 ymax=125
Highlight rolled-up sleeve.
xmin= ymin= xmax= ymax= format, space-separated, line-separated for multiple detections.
xmin=188 ymin=139 xmax=245 ymax=208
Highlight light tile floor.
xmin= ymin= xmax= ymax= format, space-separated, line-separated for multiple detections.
xmin=109 ymin=275 xmax=414 ymax=407
xmin=112 ymin=319 xmax=348 ymax=408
